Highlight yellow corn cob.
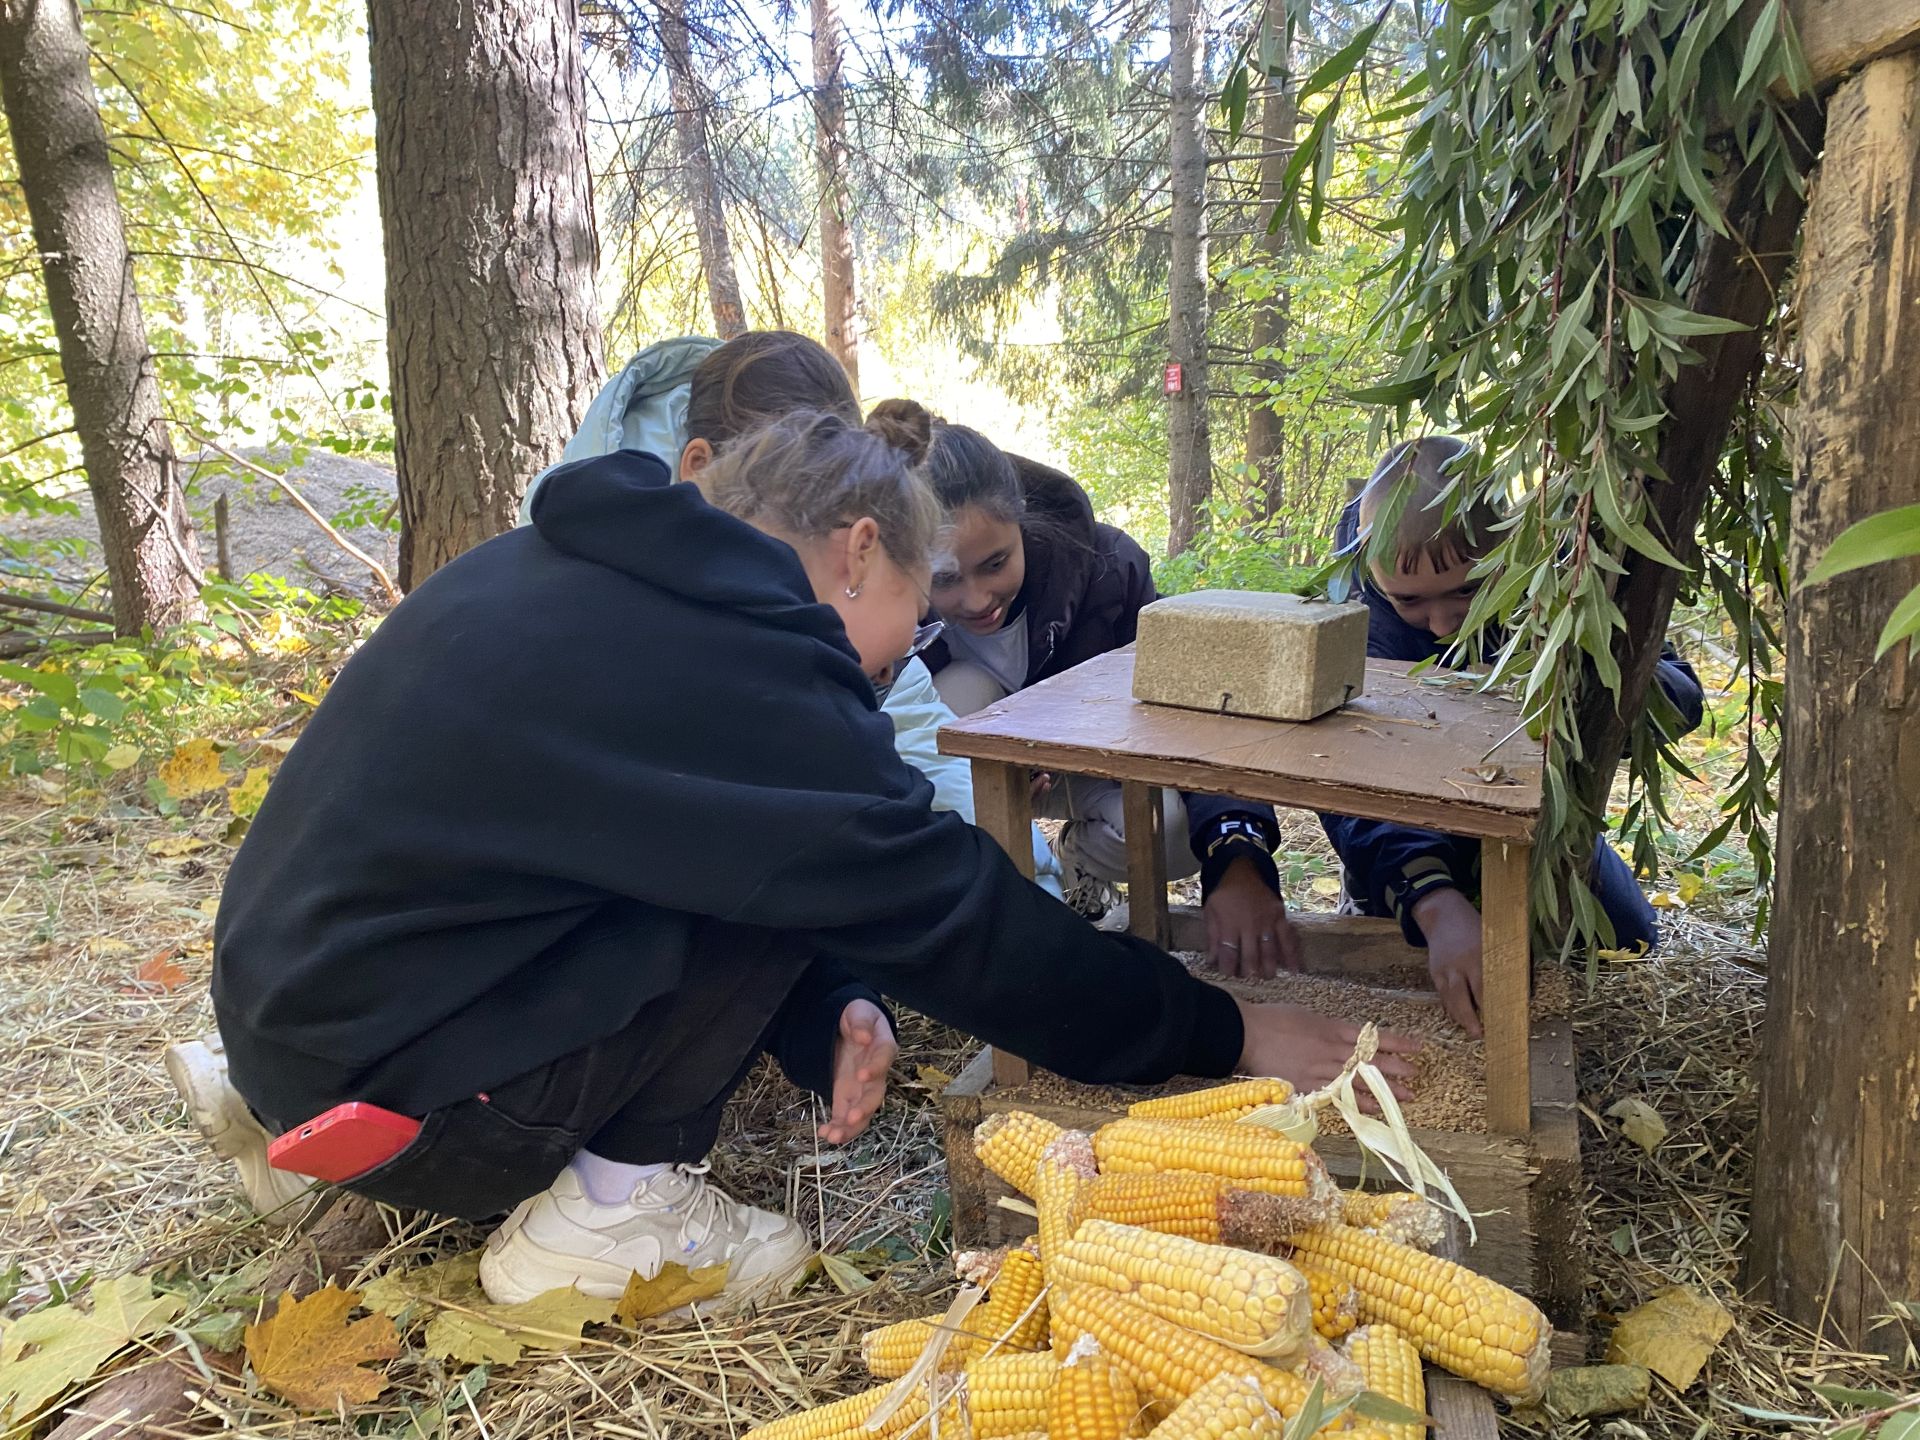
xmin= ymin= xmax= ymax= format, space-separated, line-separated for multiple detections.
xmin=1339 ymin=1190 xmax=1448 ymax=1250
xmin=742 ymin=1379 xmax=940 ymax=1440
xmin=1346 ymin=1325 xmax=1426 ymax=1440
xmin=1048 ymin=1286 xmax=1313 ymax=1417
xmin=861 ymin=1246 xmax=1051 ymax=1378
xmin=1299 ymin=1263 xmax=1359 ymax=1340
xmin=975 ymin=1111 xmax=1064 ymax=1196
xmin=1147 ymin=1372 xmax=1285 ymax=1440
xmin=1035 ymin=1131 xmax=1098 ymax=1280
xmin=1049 ymin=1335 xmax=1144 ymax=1440
xmin=1073 ymin=1172 xmax=1330 ymax=1249
xmin=1053 ymin=1219 xmax=1310 ymax=1358
xmin=962 ymin=1351 xmax=1059 ymax=1437
xmin=1091 ymin=1118 xmax=1339 ymax=1217
xmin=1126 ymin=1078 xmax=1295 ymax=1123
xmin=1284 ymin=1225 xmax=1550 ymax=1403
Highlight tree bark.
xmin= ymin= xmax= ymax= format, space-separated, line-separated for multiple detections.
xmin=1566 ymin=105 xmax=1819 ymax=852
xmin=658 ymin=0 xmax=746 ymax=340
xmin=1748 ymin=54 xmax=1920 ymax=1363
xmin=1165 ymin=0 xmax=1213 ymax=557
xmin=367 ymin=0 xmax=604 ymax=590
xmin=1244 ymin=0 xmax=1293 ymax=522
xmin=0 ymin=0 xmax=203 ymax=634
xmin=811 ymin=0 xmax=859 ymax=391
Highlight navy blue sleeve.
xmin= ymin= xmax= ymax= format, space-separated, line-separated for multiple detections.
xmin=1318 ymin=812 xmax=1479 ymax=946
xmin=1650 ymin=645 xmax=1705 ymax=740
xmin=1185 ymin=795 xmax=1282 ymax=893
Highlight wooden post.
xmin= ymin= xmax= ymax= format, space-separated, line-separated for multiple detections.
xmin=970 ymin=759 xmax=1036 ymax=1086
xmin=1480 ymin=840 xmax=1532 ymax=1137
xmin=1123 ymin=781 xmax=1171 ymax=948
xmin=1748 ymin=51 xmax=1920 ymax=1362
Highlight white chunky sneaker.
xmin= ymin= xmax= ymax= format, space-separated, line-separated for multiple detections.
xmin=164 ymin=1032 xmax=315 ymax=1221
xmin=479 ymin=1162 xmax=812 ymax=1309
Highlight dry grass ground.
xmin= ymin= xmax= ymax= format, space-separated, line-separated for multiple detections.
xmin=0 ymin=702 xmax=1914 ymax=1439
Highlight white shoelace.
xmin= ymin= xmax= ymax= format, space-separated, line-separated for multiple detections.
xmin=652 ymin=1161 xmax=731 ymax=1255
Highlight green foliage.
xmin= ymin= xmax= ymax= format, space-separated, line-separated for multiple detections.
xmin=0 ymin=580 xmax=360 ymax=782
xmin=1156 ymin=493 xmax=1319 ymax=598
xmin=1804 ymin=504 xmax=1920 ymax=659
xmin=1253 ymin=0 xmax=1811 ymax=946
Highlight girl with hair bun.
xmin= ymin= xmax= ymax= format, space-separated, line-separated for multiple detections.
xmin=184 ymin=400 xmax=1420 ymax=1313
xmin=880 ymin=401 xmax=1307 ymax=982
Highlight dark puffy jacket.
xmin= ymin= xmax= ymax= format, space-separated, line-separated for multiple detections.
xmin=922 ymin=457 xmax=1281 ymax=866
xmin=1319 ymin=499 xmax=1706 ymax=950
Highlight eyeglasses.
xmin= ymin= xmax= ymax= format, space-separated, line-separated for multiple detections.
xmin=904 ymin=619 xmax=945 ymax=660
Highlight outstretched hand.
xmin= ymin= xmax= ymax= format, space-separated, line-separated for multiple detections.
xmin=1202 ymin=855 xmax=1304 ymax=978
xmin=1233 ymin=998 xmax=1422 ymax=1101
xmin=820 ymin=999 xmax=897 ymax=1145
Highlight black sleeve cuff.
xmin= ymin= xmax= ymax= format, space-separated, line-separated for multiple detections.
xmin=1199 ymin=834 xmax=1281 ymax=901
xmin=771 ymin=978 xmax=892 ymax=1101
xmin=1386 ymin=859 xmax=1461 ymax=948
xmin=1182 ymin=981 xmax=1245 ymax=1077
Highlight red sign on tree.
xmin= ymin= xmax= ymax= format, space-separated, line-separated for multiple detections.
xmin=1163 ymin=363 xmax=1183 ymax=395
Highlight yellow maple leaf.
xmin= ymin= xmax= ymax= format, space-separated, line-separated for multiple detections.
xmin=244 ymin=1287 xmax=398 ymax=1410
xmin=1605 ymin=1285 xmax=1733 ymax=1390
xmin=157 ymin=739 xmax=224 ymax=799
xmin=145 ymin=835 xmax=207 ymax=858
xmin=0 ymin=1273 xmax=184 ymax=1424
xmin=614 ymin=1263 xmax=730 ymax=1324
xmin=361 ymin=1254 xmax=612 ymax=1366
xmin=1674 ymin=871 xmax=1706 ymax=904
xmin=101 ymin=744 xmax=141 ymax=772
xmin=227 ymin=766 xmax=272 ymax=819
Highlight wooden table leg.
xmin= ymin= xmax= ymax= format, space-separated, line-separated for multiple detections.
xmin=1481 ymin=839 xmax=1532 ymax=1136
xmin=970 ymin=759 xmax=1035 ymax=1087
xmin=1123 ymin=781 xmax=1171 ymax=949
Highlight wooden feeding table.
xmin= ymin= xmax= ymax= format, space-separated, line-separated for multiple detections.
xmin=934 ymin=647 xmax=1583 ymax=1332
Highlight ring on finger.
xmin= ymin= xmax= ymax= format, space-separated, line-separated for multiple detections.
xmin=1219 ymin=941 xmax=1241 ymax=951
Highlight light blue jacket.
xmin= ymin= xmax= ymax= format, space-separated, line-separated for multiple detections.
xmin=526 ymin=339 xmax=1064 ymax=898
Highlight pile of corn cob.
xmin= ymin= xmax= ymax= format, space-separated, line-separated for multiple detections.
xmin=745 ymin=1079 xmax=1552 ymax=1440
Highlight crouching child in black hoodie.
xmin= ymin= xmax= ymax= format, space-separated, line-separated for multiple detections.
xmin=1320 ymin=437 xmax=1706 ymax=1036
xmin=189 ymin=405 xmax=1418 ymax=1312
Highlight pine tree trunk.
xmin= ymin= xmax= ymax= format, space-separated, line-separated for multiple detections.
xmin=0 ymin=0 xmax=202 ymax=634
xmin=1165 ymin=0 xmax=1212 ymax=558
xmin=1748 ymin=54 xmax=1920 ymax=1363
xmin=368 ymin=0 xmax=605 ymax=590
xmin=812 ymin=0 xmax=859 ymax=391
xmin=1244 ymin=0 xmax=1293 ymax=523
xmin=658 ymin=0 xmax=746 ymax=340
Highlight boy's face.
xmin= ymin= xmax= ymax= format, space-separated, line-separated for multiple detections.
xmin=1370 ymin=549 xmax=1482 ymax=639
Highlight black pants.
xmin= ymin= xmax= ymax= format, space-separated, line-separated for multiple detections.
xmin=314 ymin=928 xmax=869 ymax=1221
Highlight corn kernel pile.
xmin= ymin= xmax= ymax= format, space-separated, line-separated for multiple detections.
xmin=745 ymin=1081 xmax=1554 ymax=1440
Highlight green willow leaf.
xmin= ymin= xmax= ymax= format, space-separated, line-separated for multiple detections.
xmin=1805 ymin=505 xmax=1920 ymax=585
xmin=1874 ymin=584 xmax=1920 ymax=660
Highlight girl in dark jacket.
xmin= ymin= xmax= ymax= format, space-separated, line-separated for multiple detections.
xmin=188 ymin=405 xmax=1415 ymax=1313
xmin=890 ymin=403 xmax=1307 ymax=981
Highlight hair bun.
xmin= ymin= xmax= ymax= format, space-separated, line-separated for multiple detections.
xmin=864 ymin=397 xmax=934 ymax=467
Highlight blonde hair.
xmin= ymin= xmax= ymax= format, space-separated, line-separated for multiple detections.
xmin=1356 ymin=436 xmax=1501 ymax=573
xmin=702 ymin=405 xmax=945 ymax=572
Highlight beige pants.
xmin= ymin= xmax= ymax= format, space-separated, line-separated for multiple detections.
xmin=934 ymin=661 xmax=1199 ymax=885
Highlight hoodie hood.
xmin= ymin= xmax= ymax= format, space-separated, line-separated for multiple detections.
xmin=519 ymin=335 xmax=721 ymax=522
xmin=529 ymin=447 xmax=855 ymax=654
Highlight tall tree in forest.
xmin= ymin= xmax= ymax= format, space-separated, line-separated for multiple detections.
xmin=1749 ymin=50 xmax=1920 ymax=1364
xmin=1243 ymin=2 xmax=1294 ymax=521
xmin=0 ymin=0 xmax=203 ymax=634
xmin=368 ymin=0 xmax=604 ymax=589
xmin=1165 ymin=0 xmax=1213 ymax=556
xmin=811 ymin=0 xmax=859 ymax=388
xmin=657 ymin=0 xmax=746 ymax=339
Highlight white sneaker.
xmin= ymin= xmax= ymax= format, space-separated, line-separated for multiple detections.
xmin=478 ymin=1162 xmax=812 ymax=1310
xmin=164 ymin=1032 xmax=315 ymax=1222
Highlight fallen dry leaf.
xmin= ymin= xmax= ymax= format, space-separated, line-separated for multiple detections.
xmin=227 ymin=765 xmax=272 ymax=819
xmin=1605 ymin=1097 xmax=1668 ymax=1154
xmin=145 ymin=836 xmax=207 ymax=858
xmin=362 ymin=1254 xmax=612 ymax=1365
xmin=915 ymin=1065 xmax=955 ymax=1090
xmin=85 ymin=936 xmax=135 ymax=959
xmin=1605 ymin=1285 xmax=1733 ymax=1390
xmin=133 ymin=951 xmax=190 ymax=990
xmin=101 ymin=743 xmax=141 ymax=772
xmin=1542 ymin=1364 xmax=1651 ymax=1419
xmin=0 ymin=1272 xmax=184 ymax=1423
xmin=157 ymin=739 xmax=224 ymax=799
xmin=615 ymin=1263 xmax=729 ymax=1323
xmin=244 ymin=1286 xmax=399 ymax=1410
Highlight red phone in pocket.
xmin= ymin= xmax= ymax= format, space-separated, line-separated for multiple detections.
xmin=268 ymin=1102 xmax=422 ymax=1182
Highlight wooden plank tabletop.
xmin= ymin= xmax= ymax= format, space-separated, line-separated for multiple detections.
xmin=937 ymin=648 xmax=1543 ymax=840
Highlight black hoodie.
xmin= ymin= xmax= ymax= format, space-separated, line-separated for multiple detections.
xmin=211 ymin=450 xmax=1243 ymax=1124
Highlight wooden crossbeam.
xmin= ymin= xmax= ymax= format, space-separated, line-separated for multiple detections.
xmin=1790 ymin=0 xmax=1920 ymax=90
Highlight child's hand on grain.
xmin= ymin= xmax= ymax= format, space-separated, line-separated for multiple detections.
xmin=1233 ymin=1000 xmax=1421 ymax=1100
xmin=1203 ymin=856 xmax=1304 ymax=978
xmin=1412 ymin=888 xmax=1484 ymax=1038
xmin=820 ymin=1000 xmax=896 ymax=1144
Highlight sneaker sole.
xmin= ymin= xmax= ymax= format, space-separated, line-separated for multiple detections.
xmin=478 ymin=1225 xmax=814 ymax=1313
xmin=164 ymin=1037 xmax=315 ymax=1219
